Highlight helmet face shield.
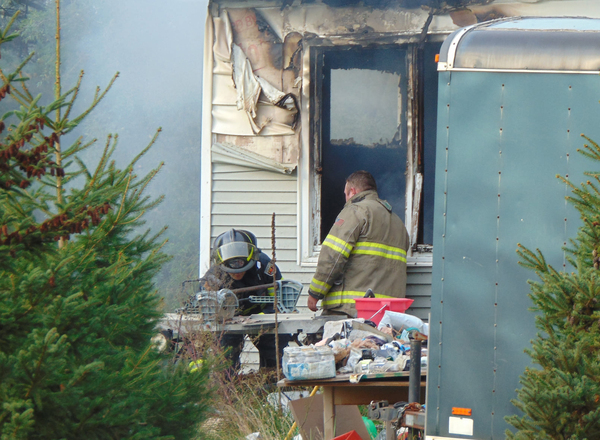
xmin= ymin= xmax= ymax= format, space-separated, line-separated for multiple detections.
xmin=213 ymin=241 xmax=258 ymax=273
xmin=224 ymin=258 xmax=247 ymax=271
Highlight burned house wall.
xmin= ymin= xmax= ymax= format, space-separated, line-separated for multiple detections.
xmin=201 ymin=0 xmax=600 ymax=316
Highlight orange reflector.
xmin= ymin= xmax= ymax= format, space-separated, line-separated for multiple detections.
xmin=435 ymin=54 xmax=440 ymax=62
xmin=452 ymin=407 xmax=472 ymax=416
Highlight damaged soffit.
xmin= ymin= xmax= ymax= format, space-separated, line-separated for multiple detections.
xmin=212 ymin=142 xmax=297 ymax=174
xmin=214 ymin=1 xmax=600 ymax=39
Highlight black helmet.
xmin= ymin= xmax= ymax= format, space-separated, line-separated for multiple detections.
xmin=212 ymin=229 xmax=259 ymax=273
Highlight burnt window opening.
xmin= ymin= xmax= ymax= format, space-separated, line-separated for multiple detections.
xmin=310 ymin=42 xmax=440 ymax=252
xmin=320 ymin=47 xmax=407 ymax=242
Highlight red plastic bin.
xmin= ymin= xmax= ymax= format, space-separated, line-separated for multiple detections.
xmin=354 ymin=298 xmax=414 ymax=326
xmin=332 ymin=430 xmax=363 ymax=440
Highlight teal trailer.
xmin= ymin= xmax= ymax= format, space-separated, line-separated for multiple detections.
xmin=427 ymin=17 xmax=600 ymax=439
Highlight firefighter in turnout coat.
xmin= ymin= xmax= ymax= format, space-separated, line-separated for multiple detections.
xmin=307 ymin=171 xmax=409 ymax=317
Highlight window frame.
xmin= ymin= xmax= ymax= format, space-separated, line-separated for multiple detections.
xmin=299 ymin=40 xmax=439 ymax=267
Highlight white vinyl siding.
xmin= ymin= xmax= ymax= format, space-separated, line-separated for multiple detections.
xmin=406 ymin=266 xmax=432 ymax=322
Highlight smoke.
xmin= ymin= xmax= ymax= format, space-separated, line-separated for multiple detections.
xmin=64 ymin=0 xmax=209 ymax=306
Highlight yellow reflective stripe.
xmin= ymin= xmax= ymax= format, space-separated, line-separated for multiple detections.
xmin=322 ymin=241 xmax=350 ymax=258
xmin=322 ymin=290 xmax=396 ymax=305
xmin=355 ymin=241 xmax=406 ymax=254
xmin=323 ymin=298 xmax=357 ymax=305
xmin=352 ymin=241 xmax=406 ymax=262
xmin=352 ymin=249 xmax=407 ymax=262
xmin=311 ymin=278 xmax=330 ymax=289
xmin=310 ymin=278 xmax=331 ymax=294
xmin=267 ymin=286 xmax=275 ymax=296
xmin=337 ymin=291 xmax=369 ymax=297
xmin=328 ymin=234 xmax=352 ymax=248
xmin=321 ymin=291 xmax=363 ymax=305
xmin=323 ymin=234 xmax=353 ymax=258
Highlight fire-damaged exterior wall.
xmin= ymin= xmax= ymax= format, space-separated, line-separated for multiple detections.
xmin=200 ymin=0 xmax=600 ymax=316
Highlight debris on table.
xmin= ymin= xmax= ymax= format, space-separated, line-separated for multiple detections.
xmin=283 ymin=314 xmax=428 ymax=380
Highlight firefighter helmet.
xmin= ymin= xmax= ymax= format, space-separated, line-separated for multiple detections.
xmin=212 ymin=229 xmax=259 ymax=273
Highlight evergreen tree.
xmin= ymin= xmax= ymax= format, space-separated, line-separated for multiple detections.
xmin=506 ymin=135 xmax=600 ymax=439
xmin=0 ymin=13 xmax=211 ymax=440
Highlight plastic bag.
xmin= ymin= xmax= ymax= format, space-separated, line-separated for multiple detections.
xmin=378 ymin=311 xmax=428 ymax=335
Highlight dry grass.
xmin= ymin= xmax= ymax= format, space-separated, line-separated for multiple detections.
xmin=176 ymin=329 xmax=300 ymax=440
xmin=197 ymin=369 xmax=300 ymax=440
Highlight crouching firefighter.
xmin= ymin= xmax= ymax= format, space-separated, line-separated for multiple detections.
xmin=199 ymin=229 xmax=291 ymax=375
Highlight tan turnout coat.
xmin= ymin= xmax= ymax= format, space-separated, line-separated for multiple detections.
xmin=308 ymin=190 xmax=409 ymax=317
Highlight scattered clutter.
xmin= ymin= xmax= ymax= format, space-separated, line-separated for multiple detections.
xmin=282 ymin=345 xmax=336 ymax=380
xmin=283 ymin=311 xmax=428 ymax=381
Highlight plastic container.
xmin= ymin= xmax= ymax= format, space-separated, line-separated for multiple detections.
xmin=332 ymin=430 xmax=363 ymax=440
xmin=247 ymin=280 xmax=303 ymax=313
xmin=282 ymin=345 xmax=336 ymax=380
xmin=191 ymin=289 xmax=239 ymax=321
xmin=354 ymin=298 xmax=414 ymax=325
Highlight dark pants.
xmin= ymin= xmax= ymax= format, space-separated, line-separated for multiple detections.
xmin=220 ymin=332 xmax=291 ymax=373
